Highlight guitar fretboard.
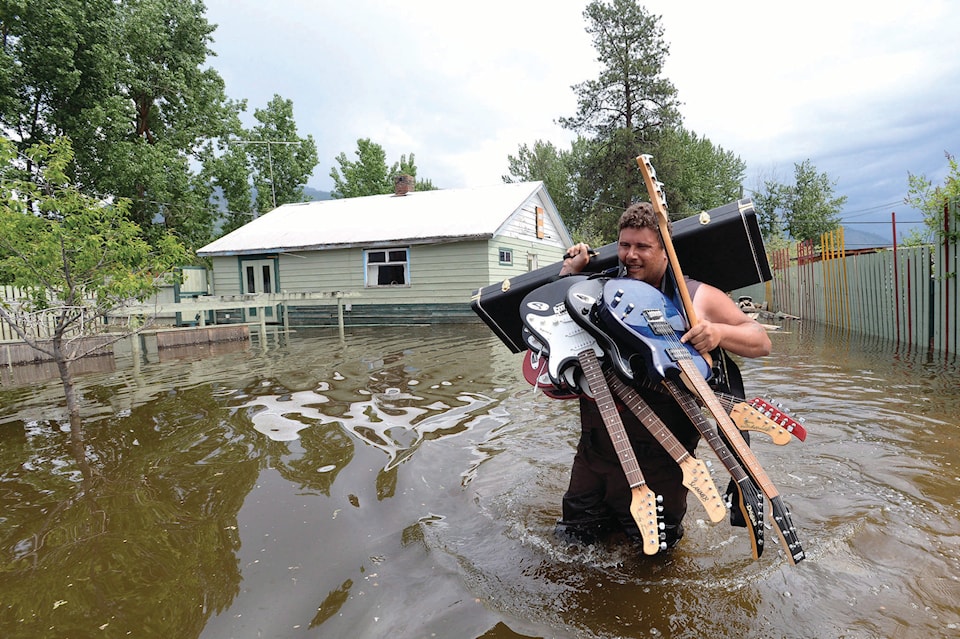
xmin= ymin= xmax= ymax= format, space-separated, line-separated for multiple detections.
xmin=577 ymin=350 xmax=645 ymax=489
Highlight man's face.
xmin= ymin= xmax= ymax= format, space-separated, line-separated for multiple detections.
xmin=617 ymin=226 xmax=668 ymax=285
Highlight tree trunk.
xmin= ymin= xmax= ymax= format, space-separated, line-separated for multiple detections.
xmin=53 ymin=336 xmax=81 ymax=422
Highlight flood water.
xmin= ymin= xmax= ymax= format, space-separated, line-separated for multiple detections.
xmin=1 ymin=320 xmax=959 ymax=639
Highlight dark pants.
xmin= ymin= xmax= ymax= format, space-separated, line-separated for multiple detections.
xmin=555 ymin=395 xmax=699 ymax=549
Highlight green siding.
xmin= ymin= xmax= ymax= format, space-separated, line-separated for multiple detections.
xmin=208 ymin=237 xmax=564 ymax=319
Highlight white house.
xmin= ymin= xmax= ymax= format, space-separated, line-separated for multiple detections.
xmin=196 ymin=178 xmax=573 ymax=326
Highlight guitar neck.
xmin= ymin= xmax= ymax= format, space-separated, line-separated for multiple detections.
xmin=676 ymin=360 xmax=779 ymax=499
xmin=577 ymin=350 xmax=645 ymax=489
xmin=661 ymin=378 xmax=749 ymax=485
xmin=636 ymin=154 xmax=700 ymax=327
xmin=603 ymin=370 xmax=690 ymax=465
xmin=606 ymin=369 xmax=728 ymax=524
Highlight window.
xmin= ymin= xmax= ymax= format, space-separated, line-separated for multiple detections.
xmin=365 ymin=248 xmax=410 ymax=287
xmin=498 ymin=248 xmax=513 ymax=266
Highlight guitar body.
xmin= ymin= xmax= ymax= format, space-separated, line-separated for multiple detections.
xmin=596 ymin=278 xmax=712 ymax=383
xmin=520 ymin=349 xmax=580 ymax=400
xmin=565 ymin=277 xmax=636 ymax=381
xmin=520 ymin=276 xmax=602 ymax=391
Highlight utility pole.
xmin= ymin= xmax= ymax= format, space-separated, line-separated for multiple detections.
xmin=232 ymin=139 xmax=301 ymax=214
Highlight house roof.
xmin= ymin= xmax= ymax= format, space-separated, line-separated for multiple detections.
xmin=197 ymin=181 xmax=570 ymax=257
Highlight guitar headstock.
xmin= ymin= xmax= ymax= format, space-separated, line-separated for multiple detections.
xmin=636 ymin=154 xmax=669 ymax=223
xmin=769 ymin=495 xmax=806 ymax=565
xmin=630 ymin=486 xmax=667 ymax=555
xmin=747 ymin=398 xmax=808 ymax=442
xmin=730 ymin=402 xmax=792 ymax=446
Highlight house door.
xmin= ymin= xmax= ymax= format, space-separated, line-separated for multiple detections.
xmin=241 ymin=259 xmax=278 ymax=322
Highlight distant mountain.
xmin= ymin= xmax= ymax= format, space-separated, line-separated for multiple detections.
xmin=841 ymin=225 xmax=892 ymax=250
xmin=302 ymin=186 xmax=331 ymax=201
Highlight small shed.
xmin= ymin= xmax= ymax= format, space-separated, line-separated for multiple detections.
xmin=196 ymin=179 xmax=573 ymax=326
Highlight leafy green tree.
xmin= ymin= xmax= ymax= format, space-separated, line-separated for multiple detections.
xmin=753 ymin=159 xmax=845 ymax=244
xmin=504 ymin=140 xmax=576 ymax=222
xmin=549 ymin=1 xmax=745 ymax=242
xmin=330 ymin=139 xmax=437 ymax=198
xmin=211 ymin=95 xmax=319 ymax=234
xmin=246 ymin=95 xmax=319 ymax=215
xmin=751 ymin=169 xmax=790 ymax=242
xmin=0 ymin=137 xmax=188 ymax=421
xmin=1 ymin=0 xmax=247 ymax=253
xmin=653 ymin=126 xmax=746 ymax=216
xmin=904 ymin=151 xmax=959 ymax=244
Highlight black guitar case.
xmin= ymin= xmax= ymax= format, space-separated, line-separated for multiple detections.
xmin=471 ymin=198 xmax=770 ymax=353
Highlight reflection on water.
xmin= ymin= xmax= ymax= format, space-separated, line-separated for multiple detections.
xmin=0 ymin=323 xmax=959 ymax=638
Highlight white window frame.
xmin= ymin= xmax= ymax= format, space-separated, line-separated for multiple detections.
xmin=364 ymin=247 xmax=411 ymax=287
xmin=498 ymin=247 xmax=513 ymax=266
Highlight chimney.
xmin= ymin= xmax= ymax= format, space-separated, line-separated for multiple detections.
xmin=393 ymin=174 xmax=415 ymax=196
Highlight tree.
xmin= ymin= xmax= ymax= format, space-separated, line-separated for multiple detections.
xmin=549 ymin=1 xmax=745 ymax=242
xmin=557 ymin=0 xmax=681 ymax=239
xmin=330 ymin=139 xmax=437 ymax=198
xmin=753 ymin=159 xmax=845 ymax=244
xmin=211 ymin=95 xmax=319 ymax=235
xmin=0 ymin=137 xmax=188 ymax=422
xmin=246 ymin=95 xmax=319 ymax=215
xmin=905 ymin=151 xmax=959 ymax=244
xmin=1 ymin=0 xmax=248 ymax=253
xmin=504 ymin=139 xmax=575 ymax=222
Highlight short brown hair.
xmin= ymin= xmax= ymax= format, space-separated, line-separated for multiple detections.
xmin=619 ymin=201 xmax=672 ymax=236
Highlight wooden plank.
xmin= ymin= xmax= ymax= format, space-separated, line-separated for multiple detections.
xmin=154 ymin=325 xmax=249 ymax=349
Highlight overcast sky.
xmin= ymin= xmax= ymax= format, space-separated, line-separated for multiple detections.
xmin=203 ymin=0 xmax=959 ymax=244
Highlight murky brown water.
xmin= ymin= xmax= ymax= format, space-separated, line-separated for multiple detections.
xmin=1 ymin=321 xmax=959 ymax=639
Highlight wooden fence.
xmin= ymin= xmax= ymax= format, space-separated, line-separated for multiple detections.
xmin=767 ymin=201 xmax=959 ymax=356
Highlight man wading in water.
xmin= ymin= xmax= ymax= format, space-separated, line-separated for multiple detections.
xmin=554 ymin=202 xmax=771 ymax=550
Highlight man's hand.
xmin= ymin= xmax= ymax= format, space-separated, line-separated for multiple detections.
xmin=681 ymin=321 xmax=721 ymax=356
xmin=560 ymin=243 xmax=592 ymax=276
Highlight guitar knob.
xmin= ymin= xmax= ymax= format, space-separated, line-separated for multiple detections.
xmin=621 ymin=303 xmax=635 ymax=318
xmin=612 ymin=289 xmax=624 ymax=307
